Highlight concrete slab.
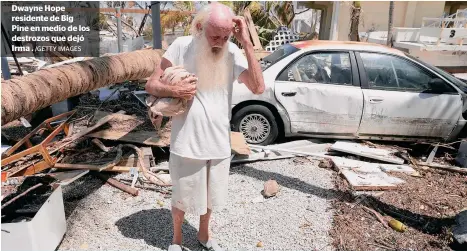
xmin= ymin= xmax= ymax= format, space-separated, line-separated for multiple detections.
xmin=330 ymin=141 xmax=405 ymax=164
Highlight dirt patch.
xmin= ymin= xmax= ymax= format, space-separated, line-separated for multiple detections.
xmin=331 ymin=168 xmax=467 ymax=250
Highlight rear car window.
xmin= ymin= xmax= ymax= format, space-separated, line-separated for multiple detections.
xmin=405 ymin=53 xmax=467 ymax=92
xmin=360 ymin=52 xmax=456 ymax=93
xmin=261 ymin=44 xmax=300 ymax=70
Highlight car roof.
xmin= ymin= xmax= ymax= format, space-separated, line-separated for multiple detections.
xmin=290 ymin=40 xmax=406 ymax=57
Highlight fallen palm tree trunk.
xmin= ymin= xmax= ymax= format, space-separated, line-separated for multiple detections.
xmin=2 ymin=49 xmax=164 ymax=124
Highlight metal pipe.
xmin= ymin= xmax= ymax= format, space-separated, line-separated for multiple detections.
xmin=1 ymin=57 xmax=11 ymax=80
xmin=116 ymin=7 xmax=123 ymax=53
xmin=387 ymin=1 xmax=394 ymax=47
xmin=151 ymin=1 xmax=162 ymax=49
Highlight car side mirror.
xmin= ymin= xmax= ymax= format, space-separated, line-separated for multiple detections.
xmin=427 ymin=78 xmax=446 ymax=93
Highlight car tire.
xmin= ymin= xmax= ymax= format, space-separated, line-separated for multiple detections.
xmin=232 ymin=105 xmax=279 ymax=145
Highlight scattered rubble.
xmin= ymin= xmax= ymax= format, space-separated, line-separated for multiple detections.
xmin=330 ymin=141 xmax=405 ymax=164
xmin=318 ymin=158 xmax=334 ymax=169
xmin=1 ymin=176 xmax=57 ymax=223
xmin=2 ymin=83 xmax=466 ymax=250
xmin=331 ymin=165 xmax=466 ymax=250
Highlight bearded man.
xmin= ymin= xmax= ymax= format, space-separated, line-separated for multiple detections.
xmin=145 ymin=3 xmax=265 ymax=251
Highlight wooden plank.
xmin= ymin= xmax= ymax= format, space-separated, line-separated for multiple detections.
xmin=331 ymin=157 xmax=383 ymax=173
xmin=340 ymin=169 xmax=404 ymax=191
xmin=378 ymin=164 xmax=417 ymax=174
xmin=118 ymin=156 xmax=152 ymax=168
xmin=119 ymin=147 xmax=154 ymax=167
xmin=82 ymin=111 xmax=168 ymax=146
xmin=330 ymin=141 xmax=405 ymax=164
xmin=330 ymin=156 xmax=416 ymax=174
xmin=51 ymin=112 xmax=122 ymax=154
xmin=87 ymin=130 xmax=169 ymax=147
xmin=243 ymin=8 xmax=263 ymax=50
xmin=3 ymin=111 xmax=73 ymax=157
xmin=248 ymin=145 xmax=327 ymax=159
xmin=418 ymin=162 xmax=467 ymax=174
xmin=71 ymin=112 xmax=122 ymax=141
xmin=2 ymin=145 xmax=42 ymax=166
xmin=242 ymin=50 xmax=271 ymax=61
xmin=54 ymin=163 xmax=136 ymax=173
xmin=11 ymin=160 xmax=55 ymax=177
xmin=231 ymin=154 xmax=296 ymax=164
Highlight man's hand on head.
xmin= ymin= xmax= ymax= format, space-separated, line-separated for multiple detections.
xmin=232 ymin=16 xmax=251 ymax=46
xmin=233 ymin=16 xmax=265 ymax=95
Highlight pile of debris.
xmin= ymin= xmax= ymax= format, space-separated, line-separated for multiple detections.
xmin=1 ymin=86 xmax=252 ymax=202
xmin=2 ymin=86 xmax=466 ymax=250
xmin=229 ymin=138 xmax=466 ymax=249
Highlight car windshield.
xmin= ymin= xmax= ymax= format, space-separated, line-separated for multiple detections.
xmin=405 ymin=53 xmax=467 ymax=90
xmin=261 ymin=44 xmax=300 ymax=70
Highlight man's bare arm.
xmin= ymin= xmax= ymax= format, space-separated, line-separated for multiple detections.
xmin=238 ymin=42 xmax=265 ymax=95
xmin=232 ymin=16 xmax=265 ymax=95
xmin=145 ymin=58 xmax=173 ymax=97
xmin=145 ymin=57 xmax=197 ymax=99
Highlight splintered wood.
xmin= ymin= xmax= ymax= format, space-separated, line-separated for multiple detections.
xmin=331 ymin=141 xmax=405 ymax=164
xmin=81 ymin=111 xmax=170 ymax=147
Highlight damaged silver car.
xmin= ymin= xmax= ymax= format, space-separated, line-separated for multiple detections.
xmin=231 ymin=41 xmax=467 ymax=145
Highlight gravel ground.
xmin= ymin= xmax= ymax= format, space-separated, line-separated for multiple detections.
xmin=58 ymin=157 xmax=335 ymax=251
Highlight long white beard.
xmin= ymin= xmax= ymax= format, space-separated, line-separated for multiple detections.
xmin=193 ymin=33 xmax=232 ymax=91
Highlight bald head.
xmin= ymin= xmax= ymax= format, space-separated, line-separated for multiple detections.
xmin=207 ymin=3 xmax=234 ymax=30
xmin=190 ymin=3 xmax=235 ymax=52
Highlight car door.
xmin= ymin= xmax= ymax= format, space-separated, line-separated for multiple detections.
xmin=356 ymin=52 xmax=462 ymax=139
xmin=274 ymin=51 xmax=364 ymax=136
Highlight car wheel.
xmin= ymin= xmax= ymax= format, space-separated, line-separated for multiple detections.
xmin=232 ymin=105 xmax=279 ymax=145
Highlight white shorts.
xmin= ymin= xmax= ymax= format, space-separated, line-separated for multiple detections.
xmin=169 ymin=153 xmax=231 ymax=215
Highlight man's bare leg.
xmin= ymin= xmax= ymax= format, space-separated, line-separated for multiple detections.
xmin=197 ymin=208 xmax=212 ymax=242
xmin=172 ymin=206 xmax=185 ymax=245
